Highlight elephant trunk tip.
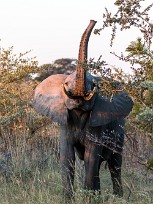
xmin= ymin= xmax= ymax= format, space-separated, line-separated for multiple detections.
xmin=73 ymin=20 xmax=97 ymax=98
xmin=90 ymin=19 xmax=97 ymax=24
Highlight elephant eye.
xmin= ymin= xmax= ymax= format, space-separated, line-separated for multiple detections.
xmin=65 ymin=81 xmax=69 ymax=86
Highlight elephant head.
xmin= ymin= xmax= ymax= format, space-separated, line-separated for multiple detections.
xmin=33 ymin=20 xmax=133 ymax=125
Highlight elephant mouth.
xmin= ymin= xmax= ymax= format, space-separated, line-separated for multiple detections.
xmin=64 ymin=93 xmax=85 ymax=110
xmin=63 ymin=85 xmax=97 ymax=101
xmin=63 ymin=86 xmax=83 ymax=100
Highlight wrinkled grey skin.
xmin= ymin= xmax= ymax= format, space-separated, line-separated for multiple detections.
xmin=32 ymin=20 xmax=134 ymax=200
xmin=33 ymin=72 xmax=133 ymax=199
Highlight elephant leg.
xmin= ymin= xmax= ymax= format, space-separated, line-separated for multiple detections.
xmin=84 ymin=143 xmax=102 ymax=192
xmin=60 ymin=126 xmax=75 ymax=200
xmin=108 ymin=153 xmax=123 ymax=197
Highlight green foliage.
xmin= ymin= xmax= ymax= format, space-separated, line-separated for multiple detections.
xmin=0 ymin=46 xmax=38 ymax=117
xmin=96 ymin=0 xmax=153 ymax=46
xmin=147 ymin=158 xmax=153 ymax=170
xmin=0 ymin=46 xmax=38 ymax=84
xmin=0 ymin=46 xmax=43 ymax=135
xmin=141 ymin=81 xmax=153 ymax=91
xmin=136 ymin=107 xmax=153 ymax=133
xmin=131 ymin=102 xmax=141 ymax=116
xmin=141 ymin=81 xmax=153 ymax=106
xmin=0 ymin=46 xmax=44 ymax=162
xmin=126 ymin=38 xmax=149 ymax=56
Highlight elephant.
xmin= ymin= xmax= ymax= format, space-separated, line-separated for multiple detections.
xmin=32 ymin=20 xmax=134 ymax=199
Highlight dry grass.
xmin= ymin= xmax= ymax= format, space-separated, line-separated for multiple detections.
xmin=0 ymin=119 xmax=153 ymax=204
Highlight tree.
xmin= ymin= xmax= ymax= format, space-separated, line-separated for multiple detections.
xmin=0 ymin=46 xmax=38 ymax=118
xmin=35 ymin=58 xmax=76 ymax=81
xmin=0 ymin=46 xmax=40 ymax=155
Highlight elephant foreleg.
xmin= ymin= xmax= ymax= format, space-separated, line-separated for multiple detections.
xmin=108 ymin=153 xmax=123 ymax=197
xmin=60 ymin=126 xmax=75 ymax=199
xmin=84 ymin=144 xmax=102 ymax=193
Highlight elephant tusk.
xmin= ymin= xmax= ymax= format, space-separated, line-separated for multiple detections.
xmin=83 ymin=86 xmax=97 ymax=101
xmin=63 ymin=81 xmax=97 ymax=101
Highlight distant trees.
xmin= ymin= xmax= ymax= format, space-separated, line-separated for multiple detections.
xmin=35 ymin=58 xmax=76 ymax=81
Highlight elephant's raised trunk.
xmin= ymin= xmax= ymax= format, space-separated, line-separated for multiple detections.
xmin=73 ymin=20 xmax=97 ymax=98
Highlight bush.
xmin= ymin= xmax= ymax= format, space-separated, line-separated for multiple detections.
xmin=136 ymin=107 xmax=153 ymax=133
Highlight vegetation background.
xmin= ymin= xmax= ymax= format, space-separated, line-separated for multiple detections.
xmin=0 ymin=0 xmax=153 ymax=203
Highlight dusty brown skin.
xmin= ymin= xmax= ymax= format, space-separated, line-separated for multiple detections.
xmin=64 ymin=20 xmax=97 ymax=99
xmin=33 ymin=20 xmax=134 ymax=200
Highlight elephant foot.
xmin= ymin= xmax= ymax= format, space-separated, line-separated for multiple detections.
xmin=113 ymin=186 xmax=123 ymax=197
xmin=62 ymin=189 xmax=74 ymax=204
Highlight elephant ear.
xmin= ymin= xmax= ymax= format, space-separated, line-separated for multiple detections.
xmin=89 ymin=92 xmax=134 ymax=126
xmin=32 ymin=74 xmax=68 ymax=125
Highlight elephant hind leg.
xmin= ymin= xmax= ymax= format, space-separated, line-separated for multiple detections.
xmin=108 ymin=153 xmax=123 ymax=197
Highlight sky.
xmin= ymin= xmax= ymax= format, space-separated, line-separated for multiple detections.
xmin=0 ymin=0 xmax=153 ymax=72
